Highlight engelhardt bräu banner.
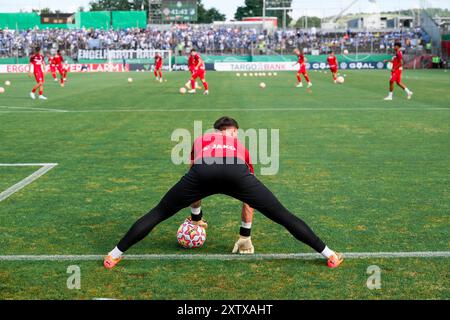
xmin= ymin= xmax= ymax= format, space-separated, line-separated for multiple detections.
xmin=77 ymin=49 xmax=165 ymax=60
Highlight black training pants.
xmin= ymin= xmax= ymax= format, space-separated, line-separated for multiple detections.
xmin=117 ymin=159 xmax=326 ymax=253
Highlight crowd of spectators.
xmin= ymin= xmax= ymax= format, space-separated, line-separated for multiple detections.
xmin=0 ymin=24 xmax=432 ymax=59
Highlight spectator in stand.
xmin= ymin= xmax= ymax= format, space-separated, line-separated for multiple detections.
xmin=0 ymin=25 xmax=430 ymax=58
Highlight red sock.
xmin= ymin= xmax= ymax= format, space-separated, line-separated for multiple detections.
xmin=304 ymin=74 xmax=310 ymax=83
xmin=60 ymin=78 xmax=64 ymax=84
xmin=39 ymin=90 xmax=43 ymax=95
xmin=154 ymin=70 xmax=158 ymax=77
xmin=159 ymin=71 xmax=163 ymax=78
xmin=52 ymin=73 xmax=56 ymax=79
xmin=297 ymin=75 xmax=301 ymax=82
xmin=32 ymin=88 xmax=37 ymax=93
xmin=203 ymin=81 xmax=208 ymax=90
xmin=191 ymin=80 xmax=195 ymax=89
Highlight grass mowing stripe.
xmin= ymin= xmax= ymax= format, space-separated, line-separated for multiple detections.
xmin=1 ymin=251 xmax=449 ymax=261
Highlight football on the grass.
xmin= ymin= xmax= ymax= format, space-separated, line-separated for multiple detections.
xmin=177 ymin=220 xmax=206 ymax=248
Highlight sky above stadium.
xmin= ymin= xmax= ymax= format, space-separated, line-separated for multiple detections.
xmin=1 ymin=0 xmax=450 ymax=20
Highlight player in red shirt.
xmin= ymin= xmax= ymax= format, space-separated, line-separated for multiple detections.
xmin=47 ymin=55 xmax=58 ymax=82
xmin=384 ymin=42 xmax=413 ymax=100
xmin=184 ymin=53 xmax=201 ymax=90
xmin=104 ymin=116 xmax=344 ymax=269
xmin=53 ymin=50 xmax=66 ymax=86
xmin=293 ymin=48 xmax=312 ymax=88
xmin=62 ymin=62 xmax=69 ymax=82
xmin=327 ymin=51 xmax=339 ymax=83
xmin=28 ymin=47 xmax=47 ymax=100
xmin=154 ymin=53 xmax=163 ymax=83
xmin=188 ymin=49 xmax=209 ymax=95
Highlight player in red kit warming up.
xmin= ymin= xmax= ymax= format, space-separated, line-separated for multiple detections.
xmin=188 ymin=49 xmax=209 ymax=95
xmin=384 ymin=42 xmax=413 ymax=101
xmin=327 ymin=51 xmax=339 ymax=83
xmin=185 ymin=52 xmax=201 ymax=90
xmin=48 ymin=55 xmax=58 ymax=82
xmin=53 ymin=50 xmax=66 ymax=87
xmin=28 ymin=47 xmax=47 ymax=100
xmin=293 ymin=48 xmax=312 ymax=88
xmin=154 ymin=53 xmax=163 ymax=83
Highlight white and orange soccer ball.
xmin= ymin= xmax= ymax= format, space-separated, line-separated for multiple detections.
xmin=343 ymin=49 xmax=349 ymax=55
xmin=5 ymin=80 xmax=11 ymax=86
xmin=179 ymin=87 xmax=187 ymax=94
xmin=127 ymin=77 xmax=133 ymax=83
xmin=337 ymin=76 xmax=345 ymax=84
xmin=177 ymin=220 xmax=206 ymax=248
xmin=259 ymin=82 xmax=266 ymax=89
xmin=0 ymin=87 xmax=4 ymax=93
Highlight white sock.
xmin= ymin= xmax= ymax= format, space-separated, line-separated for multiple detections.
xmin=241 ymin=221 xmax=252 ymax=229
xmin=321 ymin=246 xmax=335 ymax=259
xmin=388 ymin=92 xmax=393 ymax=98
xmin=191 ymin=206 xmax=201 ymax=215
xmin=109 ymin=246 xmax=123 ymax=259
xmin=405 ymin=88 xmax=411 ymax=95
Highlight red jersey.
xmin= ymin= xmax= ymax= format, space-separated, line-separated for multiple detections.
xmin=297 ymin=54 xmax=305 ymax=66
xmin=30 ymin=54 xmax=44 ymax=73
xmin=327 ymin=55 xmax=338 ymax=68
xmin=191 ymin=53 xmax=205 ymax=70
xmin=155 ymin=55 xmax=162 ymax=67
xmin=392 ymin=50 xmax=403 ymax=71
xmin=53 ymin=54 xmax=64 ymax=66
xmin=48 ymin=56 xmax=56 ymax=66
xmin=191 ymin=133 xmax=254 ymax=174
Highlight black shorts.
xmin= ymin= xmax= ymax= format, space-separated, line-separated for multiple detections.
xmin=159 ymin=158 xmax=277 ymax=214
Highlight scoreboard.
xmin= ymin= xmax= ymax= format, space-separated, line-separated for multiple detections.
xmin=161 ymin=0 xmax=198 ymax=22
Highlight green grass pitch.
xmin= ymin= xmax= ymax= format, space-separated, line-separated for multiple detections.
xmin=0 ymin=69 xmax=449 ymax=299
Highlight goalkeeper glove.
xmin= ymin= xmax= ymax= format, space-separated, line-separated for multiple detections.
xmin=232 ymin=236 xmax=254 ymax=254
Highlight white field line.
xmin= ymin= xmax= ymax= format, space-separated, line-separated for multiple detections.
xmin=0 ymin=251 xmax=449 ymax=262
xmin=0 ymin=106 xmax=68 ymax=112
xmin=0 ymin=163 xmax=58 ymax=202
xmin=1 ymin=107 xmax=450 ymax=113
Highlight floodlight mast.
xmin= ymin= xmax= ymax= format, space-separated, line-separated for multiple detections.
xmin=263 ymin=0 xmax=266 ymax=23
xmin=265 ymin=1 xmax=293 ymax=29
xmin=329 ymin=0 xmax=377 ymax=23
